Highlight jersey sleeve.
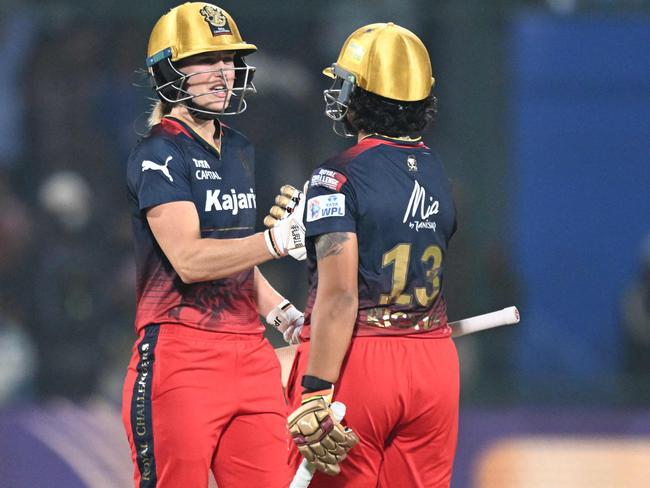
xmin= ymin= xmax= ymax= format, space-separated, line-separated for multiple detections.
xmin=127 ymin=138 xmax=192 ymax=211
xmin=304 ymin=167 xmax=358 ymax=238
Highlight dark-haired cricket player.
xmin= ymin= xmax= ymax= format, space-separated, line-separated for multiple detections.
xmin=270 ymin=22 xmax=460 ymax=487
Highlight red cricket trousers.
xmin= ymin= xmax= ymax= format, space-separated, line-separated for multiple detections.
xmin=287 ymin=335 xmax=459 ymax=488
xmin=122 ymin=324 xmax=291 ymax=488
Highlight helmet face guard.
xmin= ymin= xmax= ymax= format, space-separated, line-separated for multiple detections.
xmin=149 ymin=54 xmax=256 ymax=117
xmin=323 ymin=64 xmax=357 ymax=137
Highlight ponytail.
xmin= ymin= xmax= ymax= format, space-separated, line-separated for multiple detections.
xmin=148 ymin=100 xmax=173 ymax=128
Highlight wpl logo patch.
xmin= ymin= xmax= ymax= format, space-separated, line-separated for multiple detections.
xmin=306 ymin=193 xmax=345 ymax=222
xmin=200 ymin=5 xmax=231 ymax=36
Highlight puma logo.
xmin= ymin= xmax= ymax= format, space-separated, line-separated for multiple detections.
xmin=142 ymin=156 xmax=173 ymax=182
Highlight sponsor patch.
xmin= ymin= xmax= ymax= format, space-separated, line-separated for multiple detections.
xmin=205 ymin=188 xmax=256 ymax=215
xmin=403 ymin=180 xmax=439 ymax=232
xmin=306 ymin=193 xmax=345 ymax=222
xmin=310 ymin=168 xmax=347 ymax=191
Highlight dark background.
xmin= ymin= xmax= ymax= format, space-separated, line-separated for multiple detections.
xmin=1 ymin=0 xmax=649 ymax=412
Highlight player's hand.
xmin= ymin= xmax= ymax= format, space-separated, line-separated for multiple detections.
xmin=265 ymin=299 xmax=303 ymax=344
xmin=287 ymin=385 xmax=359 ymax=476
xmin=263 ymin=183 xmax=307 ymax=261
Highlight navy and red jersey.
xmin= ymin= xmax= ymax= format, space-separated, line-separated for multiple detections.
xmin=126 ymin=117 xmax=263 ymax=334
xmin=302 ymin=134 xmax=457 ymax=337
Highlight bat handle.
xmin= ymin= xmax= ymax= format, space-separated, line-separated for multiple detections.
xmin=330 ymin=401 xmax=346 ymax=420
xmin=290 ymin=462 xmax=315 ymax=488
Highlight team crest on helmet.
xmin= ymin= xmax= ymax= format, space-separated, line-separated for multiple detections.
xmin=200 ymin=5 xmax=231 ymax=36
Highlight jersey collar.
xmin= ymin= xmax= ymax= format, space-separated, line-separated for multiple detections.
xmin=162 ymin=116 xmax=224 ymax=158
xmin=360 ymin=133 xmax=425 ymax=147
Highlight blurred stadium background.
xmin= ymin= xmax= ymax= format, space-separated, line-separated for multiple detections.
xmin=0 ymin=0 xmax=649 ymax=486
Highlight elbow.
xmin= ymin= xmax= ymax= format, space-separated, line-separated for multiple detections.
xmin=173 ymin=258 xmax=202 ymax=284
xmin=175 ymin=261 xmax=223 ymax=283
xmin=176 ymin=265 xmax=197 ymax=284
xmin=330 ymin=289 xmax=359 ymax=316
xmin=343 ymin=291 xmax=359 ymax=310
xmin=177 ymin=271 xmax=196 ymax=284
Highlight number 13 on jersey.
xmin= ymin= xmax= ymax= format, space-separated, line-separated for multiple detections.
xmin=379 ymin=243 xmax=442 ymax=307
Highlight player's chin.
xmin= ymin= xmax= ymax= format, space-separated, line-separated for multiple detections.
xmin=194 ymin=98 xmax=230 ymax=114
xmin=202 ymin=95 xmax=232 ymax=112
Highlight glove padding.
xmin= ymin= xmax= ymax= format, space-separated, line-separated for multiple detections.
xmin=265 ymin=299 xmax=303 ymax=344
xmin=263 ymin=183 xmax=307 ymax=261
xmin=288 ymin=398 xmax=359 ymax=476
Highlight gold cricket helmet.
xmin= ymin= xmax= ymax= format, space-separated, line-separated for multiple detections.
xmin=323 ymin=22 xmax=434 ymax=102
xmin=146 ymin=2 xmax=257 ymax=117
xmin=146 ymin=2 xmax=256 ymax=67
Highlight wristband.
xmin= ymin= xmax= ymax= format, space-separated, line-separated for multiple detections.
xmin=264 ymin=229 xmax=282 ymax=259
xmin=265 ymin=299 xmax=292 ymax=329
xmin=301 ymin=375 xmax=334 ymax=393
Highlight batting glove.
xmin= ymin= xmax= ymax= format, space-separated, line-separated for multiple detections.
xmin=263 ymin=183 xmax=307 ymax=261
xmin=287 ymin=376 xmax=359 ymax=476
xmin=265 ymin=299 xmax=304 ymax=344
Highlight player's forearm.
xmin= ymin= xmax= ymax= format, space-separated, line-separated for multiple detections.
xmin=253 ymin=266 xmax=285 ymax=315
xmin=305 ymin=291 xmax=358 ymax=384
xmin=176 ymin=232 xmax=273 ymax=283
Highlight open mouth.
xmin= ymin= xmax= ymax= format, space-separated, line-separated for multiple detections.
xmin=212 ymin=86 xmax=229 ymax=99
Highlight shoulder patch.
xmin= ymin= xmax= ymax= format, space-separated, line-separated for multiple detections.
xmin=310 ymin=168 xmax=347 ymax=191
xmin=306 ymin=193 xmax=345 ymax=222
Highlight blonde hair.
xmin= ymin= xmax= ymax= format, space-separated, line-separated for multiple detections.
xmin=148 ymin=100 xmax=173 ymax=128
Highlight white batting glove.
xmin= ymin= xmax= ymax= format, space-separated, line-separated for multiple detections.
xmin=265 ymin=299 xmax=304 ymax=344
xmin=263 ymin=183 xmax=307 ymax=261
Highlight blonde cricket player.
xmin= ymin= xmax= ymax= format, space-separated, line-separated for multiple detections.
xmin=121 ymin=3 xmax=306 ymax=487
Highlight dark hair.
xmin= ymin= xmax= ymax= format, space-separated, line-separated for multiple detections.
xmin=346 ymin=88 xmax=437 ymax=137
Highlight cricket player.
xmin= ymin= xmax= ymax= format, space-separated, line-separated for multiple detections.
xmin=121 ymin=3 xmax=304 ymax=487
xmin=277 ymin=23 xmax=460 ymax=487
